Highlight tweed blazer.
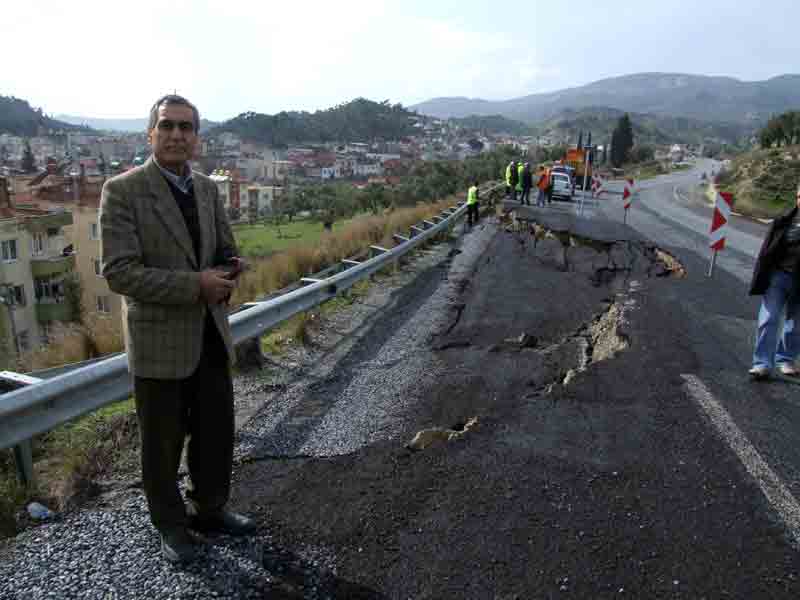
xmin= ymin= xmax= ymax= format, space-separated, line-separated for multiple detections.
xmin=99 ymin=158 xmax=237 ymax=379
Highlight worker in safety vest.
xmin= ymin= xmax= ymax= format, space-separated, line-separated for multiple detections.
xmin=466 ymin=181 xmax=480 ymax=227
xmin=516 ymin=162 xmax=525 ymax=198
xmin=505 ymin=161 xmax=518 ymax=201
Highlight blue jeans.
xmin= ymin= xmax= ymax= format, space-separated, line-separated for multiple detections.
xmin=752 ymin=269 xmax=800 ymax=369
xmin=536 ymin=189 xmax=546 ymax=206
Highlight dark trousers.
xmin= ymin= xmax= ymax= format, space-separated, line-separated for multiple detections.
xmin=467 ymin=202 xmax=479 ymax=226
xmin=507 ymin=185 xmax=517 ymax=201
xmin=520 ymin=187 xmax=531 ymax=205
xmin=134 ymin=318 xmax=234 ymax=533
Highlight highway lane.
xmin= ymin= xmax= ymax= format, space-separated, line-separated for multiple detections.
xmin=596 ymin=158 xmax=765 ymax=284
xmin=590 ymin=163 xmax=800 ymax=556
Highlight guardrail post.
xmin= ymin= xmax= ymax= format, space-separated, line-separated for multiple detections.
xmin=0 ymin=371 xmax=41 ymax=487
xmin=13 ymin=441 xmax=34 ymax=488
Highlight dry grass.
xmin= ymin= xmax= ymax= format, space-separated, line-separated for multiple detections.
xmin=17 ymin=315 xmax=124 ymax=373
xmin=230 ymin=197 xmax=458 ymax=306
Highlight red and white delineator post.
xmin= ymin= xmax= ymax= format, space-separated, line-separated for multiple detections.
xmin=622 ymin=178 xmax=636 ymax=224
xmin=707 ymin=188 xmax=733 ymax=277
xmin=592 ymin=176 xmax=605 ymax=198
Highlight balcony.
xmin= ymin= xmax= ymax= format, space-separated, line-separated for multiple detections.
xmin=36 ymin=301 xmax=74 ymax=323
xmin=30 ymin=254 xmax=75 ymax=278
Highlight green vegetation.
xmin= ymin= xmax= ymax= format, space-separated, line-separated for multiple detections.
xmin=634 ymin=161 xmax=668 ymax=180
xmin=611 ymin=114 xmax=634 ymax=167
xmin=0 ymin=95 xmax=89 ymax=137
xmin=233 ymin=218 xmax=353 ymax=257
xmin=449 ymin=114 xmax=533 ymax=136
xmin=217 ymin=98 xmax=415 ymax=146
xmin=715 ymin=146 xmax=800 ymax=218
xmin=759 ymin=111 xmax=800 ymax=148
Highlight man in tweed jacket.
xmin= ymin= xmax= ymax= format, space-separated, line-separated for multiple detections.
xmin=100 ymin=95 xmax=255 ymax=564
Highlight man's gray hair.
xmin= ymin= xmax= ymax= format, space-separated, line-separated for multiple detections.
xmin=147 ymin=95 xmax=200 ymax=133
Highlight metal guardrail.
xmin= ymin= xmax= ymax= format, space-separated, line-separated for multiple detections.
xmin=0 ymin=183 xmax=503 ymax=483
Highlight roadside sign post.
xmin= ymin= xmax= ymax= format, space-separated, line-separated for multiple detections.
xmin=707 ymin=189 xmax=733 ymax=278
xmin=622 ymin=178 xmax=635 ymax=224
xmin=579 ymin=145 xmax=591 ymax=216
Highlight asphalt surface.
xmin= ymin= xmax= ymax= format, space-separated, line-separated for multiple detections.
xmin=4 ymin=161 xmax=800 ymax=598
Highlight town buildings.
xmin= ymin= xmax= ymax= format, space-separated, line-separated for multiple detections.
xmin=0 ymin=207 xmax=76 ymax=369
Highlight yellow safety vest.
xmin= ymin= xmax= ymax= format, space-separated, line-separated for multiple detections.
xmin=505 ymin=165 xmax=513 ymax=185
xmin=467 ymin=185 xmax=478 ymax=205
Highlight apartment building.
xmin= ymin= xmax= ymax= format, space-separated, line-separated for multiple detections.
xmin=68 ymin=204 xmax=121 ymax=324
xmin=0 ymin=211 xmax=76 ymax=368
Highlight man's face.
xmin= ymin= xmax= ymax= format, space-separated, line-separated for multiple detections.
xmin=148 ymin=103 xmax=198 ymax=170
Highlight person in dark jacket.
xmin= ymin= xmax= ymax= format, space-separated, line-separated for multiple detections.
xmin=520 ymin=163 xmax=533 ymax=205
xmin=749 ymin=186 xmax=800 ymax=380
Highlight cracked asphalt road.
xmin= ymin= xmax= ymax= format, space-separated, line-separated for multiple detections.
xmin=5 ymin=161 xmax=800 ymax=598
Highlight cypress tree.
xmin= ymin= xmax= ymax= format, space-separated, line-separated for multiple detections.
xmin=21 ymin=140 xmax=36 ymax=173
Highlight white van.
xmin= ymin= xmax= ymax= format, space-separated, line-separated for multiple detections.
xmin=550 ymin=172 xmax=573 ymax=201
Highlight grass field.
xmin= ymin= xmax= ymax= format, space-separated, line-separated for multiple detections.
xmin=233 ymin=218 xmax=355 ymax=257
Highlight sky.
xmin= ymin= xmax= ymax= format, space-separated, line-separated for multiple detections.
xmin=1 ymin=0 xmax=798 ymax=121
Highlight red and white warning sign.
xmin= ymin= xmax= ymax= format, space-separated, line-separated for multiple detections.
xmin=709 ymin=189 xmax=733 ymax=250
xmin=592 ymin=176 xmax=605 ymax=197
xmin=623 ymin=178 xmax=636 ymax=209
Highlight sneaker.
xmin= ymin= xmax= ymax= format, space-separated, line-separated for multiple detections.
xmin=749 ymin=366 xmax=770 ymax=381
xmin=778 ymin=363 xmax=799 ymax=377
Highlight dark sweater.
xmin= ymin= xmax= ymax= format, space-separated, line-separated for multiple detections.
xmin=164 ymin=177 xmax=201 ymax=264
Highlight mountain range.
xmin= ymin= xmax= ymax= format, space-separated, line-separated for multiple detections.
xmin=412 ymin=73 xmax=800 ymax=125
xmin=531 ymin=106 xmax=753 ymax=146
xmin=54 ymin=115 xmax=219 ymax=133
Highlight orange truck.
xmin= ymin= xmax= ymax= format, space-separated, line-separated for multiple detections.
xmin=564 ymin=147 xmax=593 ymax=190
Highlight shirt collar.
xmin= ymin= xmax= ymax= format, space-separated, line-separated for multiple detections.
xmin=153 ymin=157 xmax=193 ymax=194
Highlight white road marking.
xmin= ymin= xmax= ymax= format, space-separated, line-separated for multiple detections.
xmin=682 ymin=373 xmax=800 ymax=545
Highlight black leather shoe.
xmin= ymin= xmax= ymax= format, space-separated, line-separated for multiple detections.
xmin=161 ymin=528 xmax=196 ymax=564
xmin=189 ymin=509 xmax=256 ymax=536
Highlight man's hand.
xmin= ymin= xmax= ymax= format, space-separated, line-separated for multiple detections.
xmin=227 ymin=257 xmax=246 ymax=280
xmin=199 ymin=269 xmax=236 ymax=304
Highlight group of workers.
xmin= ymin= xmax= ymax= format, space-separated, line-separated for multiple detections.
xmin=505 ymin=160 xmax=552 ymax=207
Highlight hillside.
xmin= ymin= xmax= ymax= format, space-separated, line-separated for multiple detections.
xmin=534 ymin=107 xmax=752 ymax=146
xmin=55 ymin=115 xmax=219 ymax=133
xmin=0 ymin=96 xmax=90 ymax=136
xmin=217 ymin=98 xmax=416 ymax=146
xmin=716 ymin=146 xmax=800 ymax=218
xmin=449 ymin=115 xmax=533 ymax=136
xmin=413 ymin=73 xmax=800 ymax=125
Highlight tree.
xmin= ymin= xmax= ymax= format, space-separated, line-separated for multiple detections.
xmin=759 ymin=111 xmax=800 ymax=148
xmin=629 ymin=144 xmax=655 ymax=164
xmin=610 ymin=114 xmax=634 ymax=167
xmin=21 ymin=140 xmax=36 ymax=173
